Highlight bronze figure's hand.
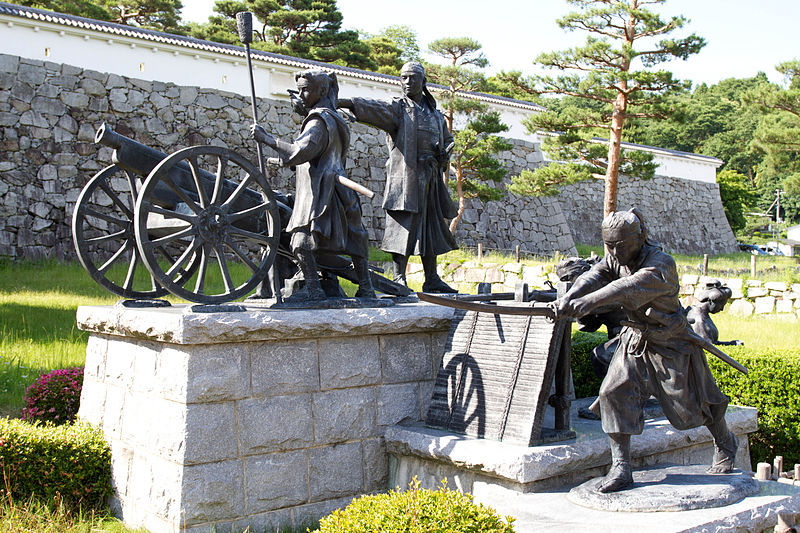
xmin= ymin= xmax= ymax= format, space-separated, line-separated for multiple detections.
xmin=250 ymin=124 xmax=274 ymax=147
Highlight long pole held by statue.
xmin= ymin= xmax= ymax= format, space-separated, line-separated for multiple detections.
xmin=236 ymin=11 xmax=281 ymax=302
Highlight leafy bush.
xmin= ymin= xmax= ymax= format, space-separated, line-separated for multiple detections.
xmin=311 ymin=477 xmax=515 ymax=532
xmin=0 ymin=418 xmax=112 ymax=509
xmin=570 ymin=330 xmax=607 ymax=398
xmin=570 ymin=333 xmax=800 ymax=467
xmin=709 ymin=348 xmax=800 ymax=466
xmin=21 ymin=367 xmax=83 ymax=424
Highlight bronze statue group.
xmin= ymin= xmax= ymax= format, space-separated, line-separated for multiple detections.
xmin=253 ymin=63 xmax=739 ymax=494
xmin=252 ymin=61 xmax=457 ymax=303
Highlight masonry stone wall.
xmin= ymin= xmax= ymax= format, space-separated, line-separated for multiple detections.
xmin=557 ymin=174 xmax=738 ymax=255
xmin=0 ymin=52 xmax=735 ymax=262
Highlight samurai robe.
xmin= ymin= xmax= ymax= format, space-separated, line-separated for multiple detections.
xmin=573 ymin=243 xmax=730 ymax=435
xmin=272 ymin=107 xmax=369 ymax=259
xmin=348 ymin=96 xmax=457 ymax=257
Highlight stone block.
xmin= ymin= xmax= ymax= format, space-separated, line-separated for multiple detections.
xmin=84 ymin=335 xmax=108 ymax=380
xmin=251 ymin=339 xmax=319 ymax=396
xmin=754 ymin=296 xmax=776 ymax=314
xmin=746 ymin=279 xmax=763 ymax=287
xmin=122 ymin=394 xmax=187 ymax=462
xmin=244 ymin=451 xmax=308 ymax=513
xmin=128 ymin=455 xmax=184 ymax=520
xmin=377 ymin=383 xmax=420 ymax=426
xmin=313 ymin=387 xmax=376 ymax=444
xmin=100 ymin=384 xmax=125 ymax=440
xmin=728 ymin=299 xmax=755 ymax=316
xmin=104 ymin=338 xmax=137 ymax=389
xmin=0 ymin=54 xmax=19 ymax=73
xmin=764 ymin=281 xmax=787 ymax=292
xmin=77 ymin=378 xmax=106 ymax=427
xmin=724 ymin=278 xmax=743 ymax=291
xmin=181 ymin=343 xmax=250 ymax=402
xmin=681 ymin=274 xmax=699 ymax=285
xmin=363 ymin=437 xmax=389 ymax=492
xmin=318 ymin=335 xmax=380 ymax=389
xmin=182 ymin=460 xmax=245 ymax=525
xmin=380 ymin=333 xmax=433 ymax=383
xmin=184 ymin=402 xmax=237 ymax=463
xmin=232 ymin=509 xmax=293 ymax=533
xmin=747 ymin=287 xmax=768 ymax=298
xmin=776 ymin=299 xmax=794 ymax=314
xmin=308 ymin=442 xmax=363 ymax=501
xmin=237 ymin=394 xmax=313 ymax=454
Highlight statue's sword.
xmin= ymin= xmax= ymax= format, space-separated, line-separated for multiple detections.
xmin=416 ymin=292 xmax=556 ymax=319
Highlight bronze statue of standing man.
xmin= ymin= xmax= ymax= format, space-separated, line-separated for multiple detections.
xmin=338 ymin=61 xmax=458 ymax=293
xmin=252 ymin=70 xmax=374 ymax=301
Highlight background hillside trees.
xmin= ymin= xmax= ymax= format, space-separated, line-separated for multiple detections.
xmin=188 ymin=0 xmax=374 ymax=70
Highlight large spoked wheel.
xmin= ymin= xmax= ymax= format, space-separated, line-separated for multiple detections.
xmin=72 ymin=165 xmax=197 ymax=299
xmin=134 ymin=146 xmax=280 ymax=304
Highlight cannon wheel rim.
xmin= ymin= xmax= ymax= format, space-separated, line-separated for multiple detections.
xmin=72 ymin=164 xmax=175 ymax=299
xmin=134 ymin=145 xmax=279 ymax=304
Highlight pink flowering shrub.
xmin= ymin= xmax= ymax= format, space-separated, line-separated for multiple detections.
xmin=21 ymin=367 xmax=84 ymax=424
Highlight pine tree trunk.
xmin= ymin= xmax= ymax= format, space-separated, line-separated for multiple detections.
xmin=604 ymin=92 xmax=627 ymax=216
xmin=449 ymin=170 xmax=465 ymax=234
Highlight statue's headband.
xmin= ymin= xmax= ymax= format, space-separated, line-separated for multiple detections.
xmin=401 ymin=61 xmax=425 ymax=76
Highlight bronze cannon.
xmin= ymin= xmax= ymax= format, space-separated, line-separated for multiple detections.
xmin=72 ymin=123 xmax=409 ymax=303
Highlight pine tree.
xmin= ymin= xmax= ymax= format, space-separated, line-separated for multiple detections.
xmin=426 ymin=38 xmax=510 ymax=232
xmin=509 ymin=0 xmax=704 ymax=216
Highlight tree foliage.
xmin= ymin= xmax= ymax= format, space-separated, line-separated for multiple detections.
xmin=17 ymin=0 xmax=186 ymax=33
xmin=189 ymin=0 xmax=375 ymax=70
xmin=448 ymin=112 xmax=511 ymax=231
xmin=426 ymin=37 xmax=489 ymax=131
xmin=426 ymin=38 xmax=510 ymax=232
xmin=716 ymin=170 xmax=757 ymax=233
xmin=747 ymin=60 xmax=800 ymax=222
xmin=510 ymin=0 xmax=704 ymax=216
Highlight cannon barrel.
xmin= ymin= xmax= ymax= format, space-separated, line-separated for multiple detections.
xmin=94 ymin=123 xmax=277 ymax=233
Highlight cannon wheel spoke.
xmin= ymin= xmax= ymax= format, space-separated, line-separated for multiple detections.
xmin=227 ymin=201 xmax=270 ymax=224
xmin=210 ymin=156 xmax=227 ymax=205
xmin=137 ymin=146 xmax=279 ymax=303
xmin=213 ymin=244 xmax=234 ymax=293
xmin=188 ymin=155 xmax=209 ymax=209
xmin=97 ymin=178 xmax=134 ymax=219
xmin=85 ymin=208 xmax=128 ymax=228
xmin=223 ymin=237 xmax=259 ymax=273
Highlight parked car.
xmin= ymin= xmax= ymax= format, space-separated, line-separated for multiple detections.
xmin=738 ymin=243 xmax=768 ymax=255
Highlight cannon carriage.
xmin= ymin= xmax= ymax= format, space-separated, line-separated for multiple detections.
xmin=72 ymin=123 xmax=410 ymax=304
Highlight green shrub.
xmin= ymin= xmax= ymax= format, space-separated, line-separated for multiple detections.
xmin=709 ymin=348 xmax=800 ymax=466
xmin=0 ymin=418 xmax=112 ymax=509
xmin=570 ymin=330 xmax=607 ymax=398
xmin=311 ymin=477 xmax=515 ymax=533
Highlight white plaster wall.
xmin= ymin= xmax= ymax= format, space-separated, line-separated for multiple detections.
xmin=0 ymin=14 xmax=538 ymax=141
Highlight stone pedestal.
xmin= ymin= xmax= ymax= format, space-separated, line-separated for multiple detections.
xmin=77 ymin=301 xmax=453 ymax=533
xmin=388 ymin=398 xmax=756 ymax=494
xmin=386 ymin=399 xmax=800 ymax=532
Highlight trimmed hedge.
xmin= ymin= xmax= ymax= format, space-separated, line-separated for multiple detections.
xmin=709 ymin=348 xmax=800 ymax=466
xmin=312 ymin=477 xmax=515 ymax=532
xmin=570 ymin=334 xmax=800 ymax=467
xmin=0 ymin=418 xmax=112 ymax=509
